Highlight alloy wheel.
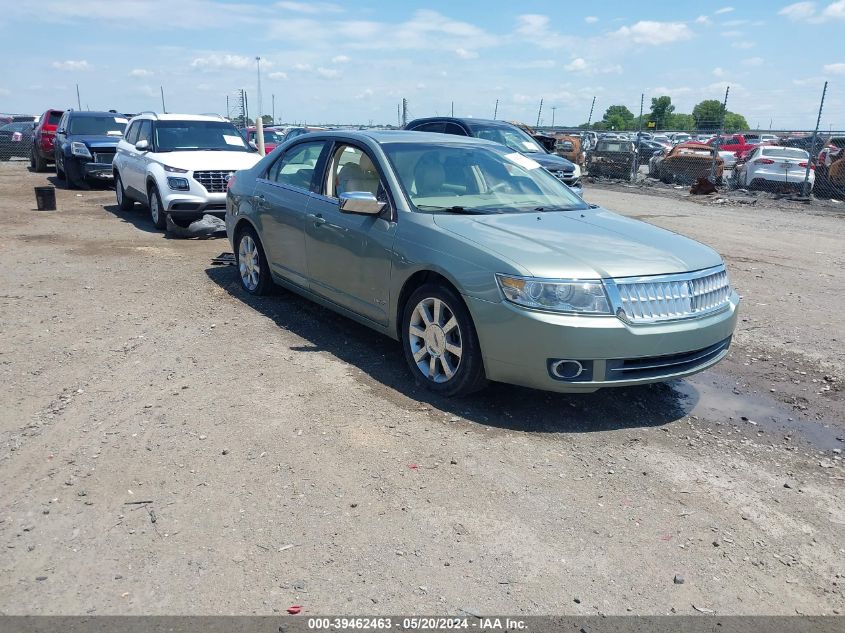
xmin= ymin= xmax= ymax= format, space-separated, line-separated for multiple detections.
xmin=150 ymin=194 xmax=160 ymax=223
xmin=407 ymin=297 xmax=463 ymax=383
xmin=238 ymin=234 xmax=261 ymax=291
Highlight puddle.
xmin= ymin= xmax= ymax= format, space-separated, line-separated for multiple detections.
xmin=673 ymin=371 xmax=843 ymax=451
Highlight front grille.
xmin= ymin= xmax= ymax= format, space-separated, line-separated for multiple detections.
xmin=92 ymin=150 xmax=115 ymax=164
xmin=194 ymin=170 xmax=234 ymax=193
xmin=550 ymin=170 xmax=578 ymax=186
xmin=610 ymin=267 xmax=731 ymax=323
xmin=605 ymin=337 xmax=731 ymax=381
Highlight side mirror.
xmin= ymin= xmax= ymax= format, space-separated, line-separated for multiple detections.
xmin=339 ymin=192 xmax=386 ymax=215
xmin=135 ymin=140 xmax=149 ymax=151
xmin=249 ymin=141 xmax=258 ymax=150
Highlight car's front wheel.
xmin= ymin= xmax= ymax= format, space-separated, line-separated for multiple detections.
xmin=402 ymin=283 xmax=486 ymax=397
xmin=235 ymin=227 xmax=272 ymax=295
xmin=148 ymin=184 xmax=166 ymax=229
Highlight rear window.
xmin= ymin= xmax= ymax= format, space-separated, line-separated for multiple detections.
xmin=598 ymin=142 xmax=631 ymax=152
xmin=761 ymin=147 xmax=808 ymax=159
xmin=48 ymin=111 xmax=63 ymax=125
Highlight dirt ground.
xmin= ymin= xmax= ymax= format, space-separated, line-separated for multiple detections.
xmin=0 ymin=161 xmax=843 ymax=616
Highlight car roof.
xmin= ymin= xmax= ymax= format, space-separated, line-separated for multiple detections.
xmin=408 ymin=117 xmax=516 ymax=128
xmin=130 ymin=113 xmax=227 ymax=122
xmin=301 ymin=129 xmax=502 ymax=147
xmin=67 ymin=110 xmax=126 ymax=117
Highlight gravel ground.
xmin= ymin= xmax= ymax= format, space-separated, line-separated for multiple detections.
xmin=0 ymin=161 xmax=843 ymax=616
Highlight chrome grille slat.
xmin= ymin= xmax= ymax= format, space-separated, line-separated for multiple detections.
xmin=194 ymin=170 xmax=233 ymax=193
xmin=612 ymin=267 xmax=731 ymax=323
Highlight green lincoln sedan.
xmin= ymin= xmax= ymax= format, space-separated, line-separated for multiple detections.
xmin=225 ymin=130 xmax=739 ymax=397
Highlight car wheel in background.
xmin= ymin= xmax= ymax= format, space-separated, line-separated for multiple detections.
xmin=148 ymin=184 xmax=166 ymax=229
xmin=235 ymin=226 xmax=272 ymax=296
xmin=31 ymin=148 xmax=46 ymax=172
xmin=55 ymin=153 xmax=65 ymax=180
xmin=115 ymin=173 xmax=134 ymax=211
xmin=401 ymin=283 xmax=486 ymax=397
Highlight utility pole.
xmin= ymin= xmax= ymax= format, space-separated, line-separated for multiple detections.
xmin=397 ymin=103 xmax=400 ymax=128
xmin=76 ymin=84 xmax=81 ymax=110
xmin=160 ymin=86 xmax=166 ymax=113
xmin=632 ymin=93 xmax=644 ymax=182
xmin=802 ymin=81 xmax=827 ymax=198
xmin=255 ymin=57 xmax=265 ymax=155
xmin=710 ymin=85 xmax=730 ymax=182
xmin=272 ymin=94 xmax=275 ymax=125
xmin=536 ymin=98 xmax=543 ymax=128
xmin=451 ymin=101 xmax=454 ymax=117
xmin=493 ymin=99 xmax=498 ymax=120
xmin=401 ymin=98 xmax=408 ymax=128
xmin=586 ymin=96 xmax=596 ymax=127
xmin=226 ymin=95 xmax=229 ymax=119
xmin=551 ymin=106 xmax=557 ymax=128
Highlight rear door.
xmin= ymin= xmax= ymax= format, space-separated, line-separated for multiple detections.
xmin=253 ymin=140 xmax=329 ymax=288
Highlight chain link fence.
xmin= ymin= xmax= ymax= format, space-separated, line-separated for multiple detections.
xmin=538 ymin=83 xmax=845 ymax=201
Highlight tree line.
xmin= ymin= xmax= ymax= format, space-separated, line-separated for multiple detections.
xmin=580 ymin=96 xmax=749 ymax=132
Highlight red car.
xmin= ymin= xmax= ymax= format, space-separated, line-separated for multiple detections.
xmin=244 ymin=126 xmax=285 ymax=153
xmin=30 ymin=108 xmax=64 ymax=171
xmin=705 ymin=134 xmax=759 ymax=167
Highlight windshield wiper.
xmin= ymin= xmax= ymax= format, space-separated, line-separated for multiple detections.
xmin=416 ymin=204 xmax=484 ymax=214
xmin=534 ymin=206 xmax=582 ymax=212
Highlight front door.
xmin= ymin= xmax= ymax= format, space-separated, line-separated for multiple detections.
xmin=303 ymin=142 xmax=396 ymax=325
xmin=253 ymin=140 xmax=328 ymax=288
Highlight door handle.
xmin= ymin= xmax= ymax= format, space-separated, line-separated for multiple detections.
xmin=309 ymin=213 xmax=326 ymax=227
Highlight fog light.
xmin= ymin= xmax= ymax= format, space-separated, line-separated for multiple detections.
xmin=547 ymin=359 xmax=593 ymax=382
xmin=167 ymin=177 xmax=189 ymax=191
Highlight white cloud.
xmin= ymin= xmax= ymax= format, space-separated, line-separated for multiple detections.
xmin=516 ymin=14 xmax=550 ymax=36
xmin=731 ymin=41 xmax=755 ymax=49
xmin=331 ymin=55 xmax=350 ymax=63
xmin=316 ymin=67 xmax=340 ymax=79
xmin=823 ymin=62 xmax=845 ymax=74
xmin=52 ymin=60 xmax=89 ymax=71
xmin=268 ymin=71 xmax=288 ymax=80
xmin=0 ymin=88 xmax=10 ymax=97
xmin=455 ymin=47 xmax=478 ymax=59
xmin=742 ymin=56 xmax=764 ymax=66
xmin=585 ymin=16 xmax=598 ymax=23
xmin=276 ymin=2 xmax=343 ymax=13
xmin=509 ymin=59 xmax=557 ymax=69
xmin=695 ymin=15 xmax=712 ymax=25
xmin=824 ymin=0 xmax=845 ymax=18
xmin=613 ymin=21 xmax=693 ymax=45
xmin=721 ymin=30 xmax=744 ymax=38
xmin=292 ymin=63 xmax=312 ymax=71
xmin=779 ymin=2 xmax=818 ymax=21
xmin=715 ymin=7 xmax=735 ymax=14
xmin=129 ymin=68 xmax=153 ymax=77
xmin=564 ymin=57 xmax=622 ymax=74
xmin=190 ymin=53 xmax=251 ymax=70
xmin=712 ymin=67 xmax=726 ymax=77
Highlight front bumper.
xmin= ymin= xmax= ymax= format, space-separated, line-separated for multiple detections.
xmin=81 ymin=162 xmax=114 ymax=180
xmin=467 ymin=292 xmax=740 ymax=393
xmin=161 ymin=189 xmax=227 ymax=216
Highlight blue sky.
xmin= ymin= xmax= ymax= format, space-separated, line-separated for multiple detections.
xmin=1 ymin=0 xmax=844 ymax=129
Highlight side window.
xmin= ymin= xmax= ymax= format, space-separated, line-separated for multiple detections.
xmin=326 ymin=144 xmax=386 ymax=201
xmin=125 ymin=122 xmax=140 ymax=144
xmin=59 ymin=113 xmax=68 ymax=132
xmin=267 ymin=141 xmax=325 ymax=191
xmin=411 ymin=121 xmax=446 ymax=133
xmin=444 ymin=122 xmax=467 ymax=136
xmin=137 ymin=120 xmax=152 ymax=144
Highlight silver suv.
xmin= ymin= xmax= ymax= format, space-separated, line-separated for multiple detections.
xmin=112 ymin=113 xmax=261 ymax=229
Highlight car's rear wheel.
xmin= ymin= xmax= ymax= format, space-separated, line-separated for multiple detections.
xmin=115 ymin=173 xmax=133 ymax=210
xmin=31 ymin=149 xmax=47 ymax=172
xmin=148 ymin=184 xmax=166 ymax=229
xmin=401 ymin=283 xmax=486 ymax=397
xmin=235 ymin=227 xmax=272 ymax=295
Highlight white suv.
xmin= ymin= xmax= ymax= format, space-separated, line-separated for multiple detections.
xmin=113 ymin=113 xmax=261 ymax=229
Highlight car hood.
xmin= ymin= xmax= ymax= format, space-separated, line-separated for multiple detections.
xmin=72 ymin=135 xmax=122 ymax=149
xmin=432 ymin=207 xmax=722 ymax=279
xmin=523 ymin=151 xmax=575 ymax=172
xmin=150 ymin=151 xmax=262 ymax=171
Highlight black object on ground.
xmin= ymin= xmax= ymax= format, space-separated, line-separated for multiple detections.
xmin=166 ymin=213 xmax=226 ymax=239
xmin=34 ymin=186 xmax=56 ymax=211
xmin=211 ymin=252 xmax=236 ymax=266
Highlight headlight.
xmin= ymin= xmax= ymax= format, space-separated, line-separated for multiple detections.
xmin=71 ymin=142 xmax=91 ymax=158
xmin=164 ymin=165 xmax=188 ymax=173
xmin=572 ymin=164 xmax=582 ymax=178
xmin=167 ymin=177 xmax=190 ymax=191
xmin=496 ymin=274 xmax=611 ymax=314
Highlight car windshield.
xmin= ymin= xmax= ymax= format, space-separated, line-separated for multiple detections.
xmin=598 ymin=142 xmax=631 ymax=152
xmin=464 ymin=122 xmax=547 ymax=154
xmin=68 ymin=115 xmax=127 ymax=136
xmin=155 ymin=120 xmax=250 ymax=152
xmin=250 ymin=129 xmax=285 ymax=144
xmin=383 ymin=142 xmax=589 ymax=214
xmin=1 ymin=122 xmax=32 ymax=132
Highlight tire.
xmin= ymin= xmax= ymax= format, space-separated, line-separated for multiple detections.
xmin=55 ymin=153 xmax=65 ymax=180
xmin=148 ymin=184 xmax=166 ymax=229
xmin=31 ymin=148 xmax=47 ymax=172
xmin=401 ymin=283 xmax=487 ymax=397
xmin=235 ymin=226 xmax=273 ymax=296
xmin=115 ymin=173 xmax=134 ymax=211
